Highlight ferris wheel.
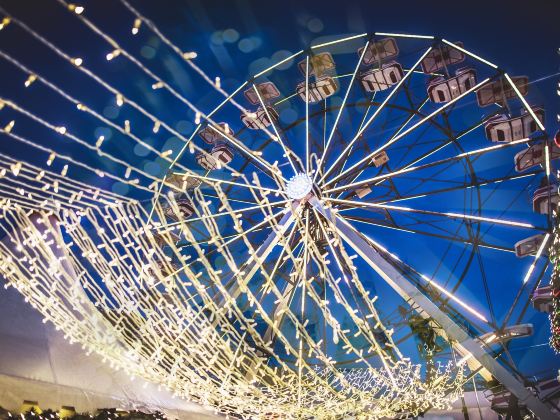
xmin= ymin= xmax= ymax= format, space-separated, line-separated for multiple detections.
xmin=149 ymin=33 xmax=559 ymax=418
xmin=0 ymin=3 xmax=557 ymax=417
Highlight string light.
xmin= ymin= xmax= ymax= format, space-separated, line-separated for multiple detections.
xmin=106 ymin=49 xmax=121 ymax=61
xmin=182 ymin=51 xmax=197 ymax=60
xmin=24 ymin=74 xmax=37 ymax=87
xmin=71 ymin=57 xmax=83 ymax=66
xmin=131 ymin=18 xmax=141 ymax=35
xmin=0 ymin=17 xmax=10 ymax=30
xmin=4 ymin=120 xmax=15 ymax=133
xmin=67 ymin=4 xmax=84 ymax=15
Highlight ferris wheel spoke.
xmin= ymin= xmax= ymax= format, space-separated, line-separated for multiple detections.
xmin=172 ymin=207 xmax=289 ymax=276
xmin=329 ymin=198 xmax=544 ymax=231
xmin=305 ymin=56 xmax=310 ymax=173
xmin=324 ymin=135 xmax=540 ymax=196
xmin=212 ymin=204 xmax=303 ymax=304
xmin=323 ymin=76 xmax=493 ymax=189
xmin=155 ymin=199 xmax=291 ymax=230
xmin=171 ymin=171 xmax=283 ymax=196
xmin=251 ymin=83 xmax=300 ymax=175
xmin=319 ymin=47 xmax=434 ymax=184
xmin=337 ymin=97 xmax=488 ymax=194
xmin=341 ymin=214 xmax=515 ymax=254
xmin=332 ymin=96 xmax=428 ymax=195
xmin=335 ymin=92 xmax=378 ymax=176
xmin=314 ymin=40 xmax=369 ymax=182
xmin=332 ymin=111 xmax=500 ymax=201
xmin=371 ymin=171 xmax=542 ymax=205
xmin=207 ymin=124 xmax=286 ymax=184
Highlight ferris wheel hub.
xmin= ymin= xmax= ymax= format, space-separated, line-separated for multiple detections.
xmin=286 ymin=173 xmax=313 ymax=200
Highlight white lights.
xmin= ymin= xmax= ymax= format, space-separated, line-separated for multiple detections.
xmin=106 ymin=49 xmax=121 ymax=61
xmin=24 ymin=74 xmax=37 ymax=87
xmin=131 ymin=18 xmax=141 ymax=35
xmin=67 ymin=4 xmax=84 ymax=15
xmin=182 ymin=51 xmax=197 ymax=60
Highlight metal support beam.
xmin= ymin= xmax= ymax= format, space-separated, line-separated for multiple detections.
xmin=310 ymin=197 xmax=556 ymax=420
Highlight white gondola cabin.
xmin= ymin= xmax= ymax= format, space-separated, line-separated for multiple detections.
xmin=485 ymin=107 xmax=545 ymax=142
xmin=355 ymin=186 xmax=372 ymax=199
xmin=298 ymin=52 xmax=336 ymax=78
xmin=358 ymin=38 xmax=399 ymax=66
xmin=532 ymin=285 xmax=552 ymax=313
xmin=211 ymin=143 xmax=234 ymax=168
xmin=533 ymin=184 xmax=559 ymax=214
xmin=241 ymin=106 xmax=279 ymax=130
xmin=297 ymin=76 xmax=338 ymax=103
xmin=243 ymin=82 xmax=281 ymax=106
xmin=479 ymin=324 xmax=533 ymax=345
xmin=196 ymin=151 xmax=217 ymax=171
xmin=477 ymin=76 xmax=529 ymax=107
xmin=484 ymin=388 xmax=520 ymax=415
xmin=199 ymin=122 xmax=231 ymax=144
xmin=359 ymin=61 xmax=404 ymax=93
xmin=514 ymin=234 xmax=548 ymax=257
xmin=515 ymin=142 xmax=560 ymax=172
xmin=427 ymin=68 xmax=476 ymax=103
xmin=535 ymin=377 xmax=560 ymax=400
xmin=372 ymin=151 xmax=389 ymax=167
xmin=163 ymin=198 xmax=195 ymax=221
xmin=421 ymin=42 xmax=465 ymax=73
xmin=166 ymin=173 xmax=202 ymax=191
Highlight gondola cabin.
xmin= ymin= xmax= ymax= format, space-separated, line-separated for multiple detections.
xmin=199 ymin=122 xmax=231 ymax=144
xmin=485 ymin=107 xmax=545 ymax=142
xmin=243 ymin=82 xmax=281 ymax=106
xmin=358 ymin=37 xmax=399 ymax=66
xmin=514 ymin=234 xmax=548 ymax=257
xmin=196 ymin=151 xmax=217 ymax=171
xmin=479 ymin=324 xmax=533 ymax=345
xmin=477 ymin=76 xmax=529 ymax=107
xmin=535 ymin=377 xmax=560 ymax=401
xmin=355 ymin=186 xmax=372 ymax=199
xmin=359 ymin=61 xmax=404 ymax=93
xmin=297 ymin=76 xmax=338 ymax=103
xmin=298 ymin=52 xmax=336 ymax=78
xmin=163 ymin=198 xmax=195 ymax=221
xmin=211 ymin=143 xmax=234 ymax=168
xmin=241 ymin=106 xmax=279 ymax=130
xmin=421 ymin=42 xmax=465 ymax=73
xmin=427 ymin=68 xmax=476 ymax=103
xmin=515 ymin=142 xmax=560 ymax=172
xmin=532 ymin=184 xmax=559 ymax=214
xmin=372 ymin=151 xmax=389 ymax=167
xmin=166 ymin=173 xmax=202 ymax=191
xmin=532 ymin=286 xmax=552 ymax=313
